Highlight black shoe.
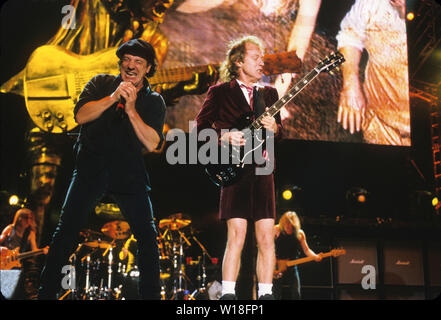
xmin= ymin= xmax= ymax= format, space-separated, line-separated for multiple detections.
xmin=219 ymin=293 xmax=237 ymax=300
xmin=258 ymin=294 xmax=275 ymax=300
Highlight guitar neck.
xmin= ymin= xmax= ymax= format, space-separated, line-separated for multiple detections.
xmin=251 ymin=68 xmax=320 ymax=130
xmin=286 ymin=251 xmax=333 ymax=267
xmin=148 ymin=50 xmax=301 ymax=85
xmin=17 ymin=249 xmax=45 ymax=260
xmin=149 ymin=64 xmax=220 ymax=85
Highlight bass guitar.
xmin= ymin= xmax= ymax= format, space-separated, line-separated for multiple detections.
xmin=274 ymin=248 xmax=346 ymax=279
xmin=0 ymin=247 xmax=47 ymax=270
xmin=205 ymin=52 xmax=345 ymax=187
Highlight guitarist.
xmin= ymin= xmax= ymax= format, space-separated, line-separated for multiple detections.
xmin=195 ymin=35 xmax=283 ymax=300
xmin=0 ymin=208 xmax=48 ymax=259
xmin=273 ymin=211 xmax=322 ymax=300
xmin=0 ymin=208 xmax=48 ymax=299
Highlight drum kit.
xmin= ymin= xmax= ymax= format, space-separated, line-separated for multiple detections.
xmin=59 ymin=207 xmax=218 ymax=300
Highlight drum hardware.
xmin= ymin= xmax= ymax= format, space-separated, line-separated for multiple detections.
xmin=84 ymin=255 xmax=91 ymax=298
xmin=101 ymin=220 xmax=131 ymax=240
xmin=63 ymin=216 xmax=219 ymax=300
xmin=95 ymin=202 xmax=125 ymax=220
xmin=171 ymin=232 xmax=186 ymax=299
xmin=169 ymin=234 xmax=190 ymax=298
xmin=83 ymin=240 xmax=113 ymax=249
xmin=189 ymin=233 xmax=213 ymax=299
xmin=159 ymin=213 xmax=191 ymax=231
xmin=58 ymin=243 xmax=83 ymax=300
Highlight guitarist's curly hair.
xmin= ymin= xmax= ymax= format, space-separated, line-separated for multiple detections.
xmin=219 ymin=35 xmax=265 ymax=82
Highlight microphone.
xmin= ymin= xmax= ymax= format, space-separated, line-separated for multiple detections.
xmin=116 ymin=97 xmax=126 ymax=118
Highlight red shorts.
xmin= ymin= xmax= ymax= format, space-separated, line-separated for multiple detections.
xmin=219 ymin=167 xmax=276 ymax=221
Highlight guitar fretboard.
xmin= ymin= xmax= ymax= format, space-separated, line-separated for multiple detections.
xmin=149 ymin=64 xmax=220 ymax=85
xmin=250 ymin=68 xmax=320 ymax=130
xmin=17 ymin=249 xmax=45 ymax=260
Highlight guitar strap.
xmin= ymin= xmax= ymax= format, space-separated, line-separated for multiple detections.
xmin=253 ymin=87 xmax=266 ymax=118
xmin=19 ymin=227 xmax=31 ymax=253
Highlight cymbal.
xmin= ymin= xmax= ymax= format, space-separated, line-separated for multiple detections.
xmin=80 ymin=229 xmax=103 ymax=238
xmin=160 ymin=273 xmax=171 ymax=280
xmin=83 ymin=241 xmax=113 ymax=249
xmin=101 ymin=220 xmax=131 ymax=240
xmin=159 ymin=213 xmax=191 ymax=230
xmin=95 ymin=202 xmax=125 ymax=220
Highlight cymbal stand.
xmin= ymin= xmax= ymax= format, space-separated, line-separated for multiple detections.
xmin=101 ymin=240 xmax=116 ymax=299
xmin=191 ymin=235 xmax=212 ymax=297
xmin=172 ymin=231 xmax=190 ymax=300
xmin=66 ymin=244 xmax=82 ymax=300
xmin=84 ymin=255 xmax=91 ymax=298
xmin=107 ymin=246 xmax=113 ymax=299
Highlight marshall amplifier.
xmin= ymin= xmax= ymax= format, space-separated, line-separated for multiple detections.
xmin=336 ymin=286 xmax=379 ymax=300
xmin=336 ymin=240 xmax=378 ymax=285
xmin=427 ymin=245 xmax=441 ymax=287
xmin=383 ymin=242 xmax=424 ymax=286
xmin=298 ymin=250 xmax=333 ymax=287
xmin=383 ymin=286 xmax=425 ymax=300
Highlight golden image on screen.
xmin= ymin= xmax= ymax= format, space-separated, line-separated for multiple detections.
xmin=1 ymin=0 xmax=411 ymax=146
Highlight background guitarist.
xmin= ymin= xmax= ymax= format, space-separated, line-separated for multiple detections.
xmin=273 ymin=211 xmax=322 ymax=300
xmin=0 ymin=208 xmax=48 ymax=299
xmin=195 ymin=35 xmax=283 ymax=300
xmin=0 ymin=208 xmax=48 ymax=258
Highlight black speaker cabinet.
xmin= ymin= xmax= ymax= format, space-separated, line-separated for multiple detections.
xmin=301 ymin=287 xmax=334 ymax=300
xmin=336 ymin=240 xmax=378 ymax=285
xmin=383 ymin=242 xmax=424 ymax=286
xmin=428 ymin=287 xmax=441 ymax=300
xmin=336 ymin=286 xmax=379 ymax=300
xmin=298 ymin=255 xmax=333 ymax=287
xmin=427 ymin=245 xmax=441 ymax=287
xmin=383 ymin=286 xmax=425 ymax=300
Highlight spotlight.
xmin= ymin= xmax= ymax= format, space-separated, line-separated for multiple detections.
xmin=432 ymin=196 xmax=439 ymax=207
xmin=9 ymin=195 xmax=19 ymax=206
xmin=8 ymin=194 xmax=26 ymax=207
xmin=406 ymin=12 xmax=415 ymax=20
xmin=346 ymin=187 xmax=369 ymax=204
xmin=414 ymin=190 xmax=439 ymax=216
xmin=357 ymin=194 xmax=366 ymax=203
xmin=282 ymin=189 xmax=292 ymax=201
xmin=279 ymin=185 xmax=304 ymax=211
xmin=281 ymin=186 xmax=302 ymax=201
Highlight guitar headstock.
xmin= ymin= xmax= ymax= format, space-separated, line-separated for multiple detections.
xmin=330 ymin=248 xmax=346 ymax=257
xmin=263 ymin=50 xmax=302 ymax=75
xmin=317 ymin=51 xmax=345 ymax=74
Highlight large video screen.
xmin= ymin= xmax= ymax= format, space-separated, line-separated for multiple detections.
xmin=0 ymin=0 xmax=411 ymax=147
xmin=161 ymin=0 xmax=411 ymax=146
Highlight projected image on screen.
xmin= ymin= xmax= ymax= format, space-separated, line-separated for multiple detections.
xmin=161 ymin=0 xmax=410 ymax=146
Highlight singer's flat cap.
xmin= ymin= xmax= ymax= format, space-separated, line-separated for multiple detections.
xmin=116 ymin=39 xmax=157 ymax=77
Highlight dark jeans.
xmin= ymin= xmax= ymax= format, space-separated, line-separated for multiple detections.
xmin=273 ymin=266 xmax=301 ymax=300
xmin=38 ymin=169 xmax=160 ymax=300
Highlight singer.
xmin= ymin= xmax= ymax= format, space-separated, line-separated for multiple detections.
xmin=38 ymin=39 xmax=166 ymax=300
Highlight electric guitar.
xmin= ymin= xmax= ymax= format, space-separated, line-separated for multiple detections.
xmin=0 ymin=247 xmax=47 ymax=270
xmin=204 ymin=52 xmax=345 ymax=187
xmin=274 ymin=248 xmax=346 ymax=279
xmin=0 ymin=45 xmax=301 ymax=133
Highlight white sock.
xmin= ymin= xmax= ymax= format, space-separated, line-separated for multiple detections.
xmin=222 ymin=281 xmax=236 ymax=296
xmin=258 ymin=283 xmax=273 ymax=297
